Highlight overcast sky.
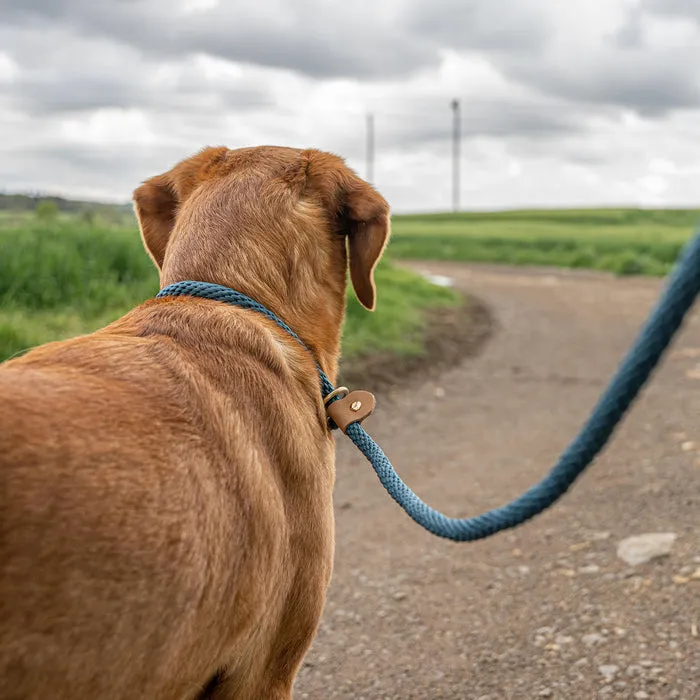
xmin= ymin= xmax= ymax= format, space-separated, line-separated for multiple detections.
xmin=2 ymin=0 xmax=700 ymax=212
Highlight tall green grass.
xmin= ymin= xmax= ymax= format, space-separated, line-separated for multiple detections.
xmin=0 ymin=218 xmax=459 ymax=363
xmin=0 ymin=221 xmax=158 ymax=313
xmin=0 ymin=220 xmax=159 ymax=361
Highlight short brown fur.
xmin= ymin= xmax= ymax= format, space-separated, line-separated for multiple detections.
xmin=0 ymin=146 xmax=390 ymax=699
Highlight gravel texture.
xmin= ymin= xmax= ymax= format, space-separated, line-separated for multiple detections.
xmin=295 ymin=262 xmax=700 ymax=700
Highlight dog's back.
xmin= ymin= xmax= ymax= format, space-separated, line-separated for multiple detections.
xmin=0 ymin=145 xmax=389 ymax=699
xmin=0 ymin=297 xmax=337 ymax=699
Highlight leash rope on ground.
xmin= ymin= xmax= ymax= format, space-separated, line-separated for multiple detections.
xmin=157 ymin=228 xmax=700 ymax=542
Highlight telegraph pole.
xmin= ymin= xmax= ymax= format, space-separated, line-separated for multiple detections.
xmin=450 ymin=98 xmax=461 ymax=212
xmin=366 ymin=113 xmax=375 ymax=184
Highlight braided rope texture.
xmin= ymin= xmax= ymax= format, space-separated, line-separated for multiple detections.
xmin=347 ymin=230 xmax=700 ymax=540
xmin=157 ymin=228 xmax=700 ymax=542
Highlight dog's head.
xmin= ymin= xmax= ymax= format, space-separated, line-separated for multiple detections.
xmin=132 ymin=146 xmax=390 ymax=313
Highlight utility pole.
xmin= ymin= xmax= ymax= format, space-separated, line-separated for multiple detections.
xmin=450 ymin=98 xmax=461 ymax=212
xmin=366 ymin=113 xmax=375 ymax=184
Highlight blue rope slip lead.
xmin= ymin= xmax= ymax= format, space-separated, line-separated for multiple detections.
xmin=157 ymin=229 xmax=700 ymax=542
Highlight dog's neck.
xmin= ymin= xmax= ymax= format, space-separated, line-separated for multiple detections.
xmin=159 ymin=219 xmax=347 ymax=386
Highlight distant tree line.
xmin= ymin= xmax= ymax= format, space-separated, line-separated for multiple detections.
xmin=0 ymin=192 xmax=132 ymax=215
xmin=0 ymin=192 xmax=135 ymax=226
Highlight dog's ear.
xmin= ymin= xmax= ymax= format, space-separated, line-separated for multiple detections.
xmin=132 ymin=147 xmax=228 ymax=270
xmin=343 ymin=180 xmax=391 ymax=311
xmin=132 ymin=174 xmax=177 ymax=271
xmin=292 ymin=151 xmax=390 ymax=310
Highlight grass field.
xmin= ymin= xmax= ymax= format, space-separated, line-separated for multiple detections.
xmin=3 ymin=205 xmax=699 ymax=364
xmin=0 ymin=217 xmax=459 ymax=363
xmin=390 ymin=208 xmax=700 ymax=276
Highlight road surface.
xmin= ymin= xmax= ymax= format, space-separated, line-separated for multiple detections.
xmin=296 ymin=262 xmax=700 ymax=700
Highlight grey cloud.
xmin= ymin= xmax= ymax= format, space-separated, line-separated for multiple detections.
xmin=0 ymin=25 xmax=273 ymax=115
xmin=582 ymin=1 xmax=700 ymax=113
xmin=496 ymin=44 xmax=700 ymax=115
xmin=613 ymin=0 xmax=700 ymax=48
xmin=638 ymin=0 xmax=700 ymax=23
xmin=5 ymin=0 xmax=439 ymax=80
xmin=2 ymin=0 xmax=557 ymax=83
xmin=0 ymin=141 xmax=195 ymax=197
xmin=7 ymin=0 xmax=700 ymax=119
xmin=613 ymin=6 xmax=645 ymax=49
xmin=403 ymin=0 xmax=552 ymax=53
xmin=8 ymin=69 xmax=272 ymax=115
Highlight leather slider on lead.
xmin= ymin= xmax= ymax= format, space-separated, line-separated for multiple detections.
xmin=326 ymin=390 xmax=376 ymax=434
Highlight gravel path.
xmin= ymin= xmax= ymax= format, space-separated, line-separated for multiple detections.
xmin=295 ymin=262 xmax=700 ymax=700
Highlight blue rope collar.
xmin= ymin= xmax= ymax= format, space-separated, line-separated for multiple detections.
xmin=157 ymin=229 xmax=700 ymax=542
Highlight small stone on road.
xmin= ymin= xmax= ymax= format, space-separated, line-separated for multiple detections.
xmin=616 ymin=533 xmax=677 ymax=566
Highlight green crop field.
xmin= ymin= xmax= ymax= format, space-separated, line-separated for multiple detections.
xmin=390 ymin=208 xmax=700 ymax=276
xmin=0 ymin=216 xmax=459 ymax=364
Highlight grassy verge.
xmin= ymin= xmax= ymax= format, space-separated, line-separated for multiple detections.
xmin=389 ymin=208 xmax=700 ymax=277
xmin=342 ymin=263 xmax=460 ymax=358
xmin=0 ymin=218 xmax=459 ymax=363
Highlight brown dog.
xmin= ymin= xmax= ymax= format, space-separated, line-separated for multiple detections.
xmin=0 ymin=146 xmax=390 ymax=699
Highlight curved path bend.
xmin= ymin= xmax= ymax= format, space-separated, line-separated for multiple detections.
xmin=296 ymin=262 xmax=700 ymax=700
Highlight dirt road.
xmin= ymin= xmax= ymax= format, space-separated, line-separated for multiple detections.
xmin=295 ymin=262 xmax=700 ymax=699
